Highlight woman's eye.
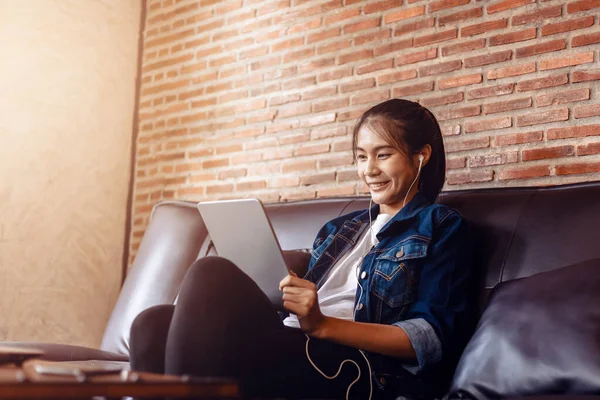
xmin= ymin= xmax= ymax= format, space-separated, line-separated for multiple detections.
xmin=377 ymin=153 xmax=391 ymax=159
xmin=356 ymin=154 xmax=367 ymax=161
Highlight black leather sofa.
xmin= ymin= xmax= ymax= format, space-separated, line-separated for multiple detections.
xmin=4 ymin=181 xmax=600 ymax=399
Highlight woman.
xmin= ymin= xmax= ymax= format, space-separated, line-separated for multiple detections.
xmin=130 ymin=99 xmax=474 ymax=400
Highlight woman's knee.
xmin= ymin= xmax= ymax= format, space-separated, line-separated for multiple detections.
xmin=130 ymin=304 xmax=175 ymax=373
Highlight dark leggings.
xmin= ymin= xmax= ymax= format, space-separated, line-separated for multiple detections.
xmin=129 ymin=256 xmax=374 ymax=399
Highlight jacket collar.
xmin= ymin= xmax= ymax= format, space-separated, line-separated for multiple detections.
xmin=353 ymin=192 xmax=432 ymax=237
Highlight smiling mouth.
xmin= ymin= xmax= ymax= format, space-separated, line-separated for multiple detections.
xmin=369 ymin=182 xmax=390 ymax=191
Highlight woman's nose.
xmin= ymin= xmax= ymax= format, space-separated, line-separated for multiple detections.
xmin=364 ymin=158 xmax=379 ymax=176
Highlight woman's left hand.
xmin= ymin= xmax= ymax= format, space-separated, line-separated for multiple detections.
xmin=279 ymin=274 xmax=326 ymax=336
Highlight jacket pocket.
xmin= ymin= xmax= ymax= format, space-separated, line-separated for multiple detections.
xmin=371 ymin=237 xmax=429 ymax=308
xmin=311 ymin=234 xmax=335 ymax=261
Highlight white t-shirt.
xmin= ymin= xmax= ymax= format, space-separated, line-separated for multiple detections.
xmin=283 ymin=213 xmax=393 ymax=328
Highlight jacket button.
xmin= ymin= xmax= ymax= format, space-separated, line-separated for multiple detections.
xmin=360 ymin=271 xmax=367 ymax=279
xmin=396 ymin=247 xmax=404 ymax=258
xmin=379 ymin=377 xmax=386 ymax=385
xmin=356 ymin=303 xmax=364 ymax=311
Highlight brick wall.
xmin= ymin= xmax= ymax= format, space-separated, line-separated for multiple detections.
xmin=131 ymin=0 xmax=600 ymax=261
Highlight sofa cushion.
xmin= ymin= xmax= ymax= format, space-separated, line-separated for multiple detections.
xmin=450 ymin=258 xmax=600 ymax=399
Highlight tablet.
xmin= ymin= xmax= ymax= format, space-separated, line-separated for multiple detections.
xmin=0 ymin=345 xmax=44 ymax=364
xmin=197 ymin=198 xmax=290 ymax=308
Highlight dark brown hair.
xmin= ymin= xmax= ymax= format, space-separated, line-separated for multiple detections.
xmin=352 ymin=99 xmax=446 ymax=202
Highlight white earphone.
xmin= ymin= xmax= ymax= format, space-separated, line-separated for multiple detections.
xmin=402 ymin=154 xmax=424 ymax=208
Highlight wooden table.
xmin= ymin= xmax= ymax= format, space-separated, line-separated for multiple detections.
xmin=0 ymin=360 xmax=239 ymax=399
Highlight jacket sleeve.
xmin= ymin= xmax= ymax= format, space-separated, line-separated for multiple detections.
xmin=393 ymin=209 xmax=473 ymax=374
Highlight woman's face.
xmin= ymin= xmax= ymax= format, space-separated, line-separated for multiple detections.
xmin=355 ymin=124 xmax=419 ymax=216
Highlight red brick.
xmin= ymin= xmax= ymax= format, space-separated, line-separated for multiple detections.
xmin=378 ymin=69 xmax=418 ymax=85
xmin=494 ymin=130 xmax=543 ymax=146
xmin=573 ymin=69 xmax=600 ymax=83
xmin=462 ymin=19 xmax=508 ymax=37
xmin=547 ymin=124 xmax=600 ymax=140
xmin=397 ymin=48 xmax=438 ymax=65
xmin=296 ymin=143 xmax=331 ymax=156
xmin=436 ymin=105 xmax=481 ymax=121
xmin=488 ymin=0 xmax=535 ymax=13
xmin=487 ymin=63 xmax=536 ymax=80
xmin=344 ymin=18 xmax=380 ymax=34
xmin=393 ymin=81 xmax=434 ymax=97
xmin=512 ymin=5 xmax=562 ymax=25
xmin=300 ymin=113 xmax=336 ymax=128
xmin=522 ymin=145 xmax=574 ymax=161
xmin=498 ymin=165 xmax=550 ymax=180
xmin=540 ymin=51 xmax=594 ymax=71
xmin=517 ymin=108 xmax=569 ymax=127
xmin=419 ymin=60 xmax=462 ymax=77
xmin=516 ymin=39 xmax=566 ymax=58
xmin=206 ymin=184 xmax=235 ymax=195
xmin=447 ymin=157 xmax=467 ymax=169
xmin=340 ymin=78 xmax=376 ymax=93
xmin=318 ymin=153 xmax=353 ymax=168
xmin=572 ymin=32 xmax=600 ymax=47
xmin=447 ymin=170 xmax=494 ymax=185
xmin=313 ymin=98 xmax=350 ymax=112
xmin=438 ymin=73 xmax=482 ymax=90
xmin=308 ymin=27 xmax=341 ymax=43
xmin=282 ymin=159 xmax=316 ymax=173
xmin=419 ymin=92 xmax=464 ymax=108
xmin=465 ymin=116 xmax=512 ymax=133
xmin=318 ymin=67 xmax=353 ymax=82
xmin=490 ymin=28 xmax=537 ymax=46
xmin=384 ymin=6 xmax=425 ymax=23
xmin=517 ymin=74 xmax=568 ymax=92
xmin=469 ymin=151 xmax=518 ymax=168
xmin=318 ymin=185 xmax=356 ymax=197
xmin=332 ymin=139 xmax=354 ymax=150
xmin=278 ymin=133 xmax=311 ymax=146
xmin=574 ymin=104 xmax=600 ymax=119
xmin=250 ymin=56 xmax=282 ymax=71
xmin=283 ymin=48 xmax=315 ymax=63
xmin=262 ymin=149 xmax=295 ymax=161
xmin=257 ymin=0 xmax=290 ymax=16
xmin=282 ymin=76 xmax=316 ymax=91
xmin=439 ymin=7 xmax=483 ymax=26
xmin=464 ymin=50 xmax=512 ymax=68
xmin=414 ymin=29 xmax=458 ymax=47
xmin=442 ymin=39 xmax=486 ymax=56
xmin=364 ymin=0 xmax=403 ymax=14
xmin=441 ymin=125 xmax=461 ymax=136
xmin=484 ymin=97 xmax=532 ymax=114
xmin=298 ymin=58 xmax=335 ymax=74
xmin=270 ymin=93 xmax=301 ymax=106
xmin=429 ymin=0 xmax=470 ymax=13
xmin=288 ymin=18 xmax=322 ymax=34
xmin=394 ymin=18 xmax=435 ymax=37
xmin=324 ymin=8 xmax=360 ymax=25
xmin=355 ymin=29 xmax=392 ymax=46
xmin=542 ymin=16 xmax=594 ymax=36
xmin=337 ymin=169 xmax=359 ymax=182
xmin=302 ymin=86 xmax=337 ymax=101
xmin=338 ymin=49 xmax=374 ymax=65
xmin=467 ymin=83 xmax=514 ymax=99
xmin=567 ymin=0 xmax=600 ymax=13
xmin=537 ymin=88 xmax=590 ymax=107
xmin=236 ymin=180 xmax=267 ymax=191
xmin=278 ymin=103 xmax=312 ymax=118
xmin=300 ymin=172 xmax=336 ymax=186
xmin=202 ymin=158 xmax=230 ymax=169
xmin=577 ymin=142 xmax=600 ymax=156
xmin=445 ymin=136 xmax=490 ymax=153
xmin=556 ymin=162 xmax=600 ymax=176
xmin=374 ymin=38 xmax=413 ymax=56
xmin=352 ymin=90 xmax=391 ymax=105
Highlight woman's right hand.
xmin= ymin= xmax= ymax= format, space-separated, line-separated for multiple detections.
xmin=279 ymin=275 xmax=326 ymax=336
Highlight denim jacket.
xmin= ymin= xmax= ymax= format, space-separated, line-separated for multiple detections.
xmin=305 ymin=193 xmax=473 ymax=397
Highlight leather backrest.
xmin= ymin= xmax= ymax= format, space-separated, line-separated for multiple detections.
xmin=100 ymin=201 xmax=206 ymax=355
xmin=101 ymin=182 xmax=600 ymax=357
